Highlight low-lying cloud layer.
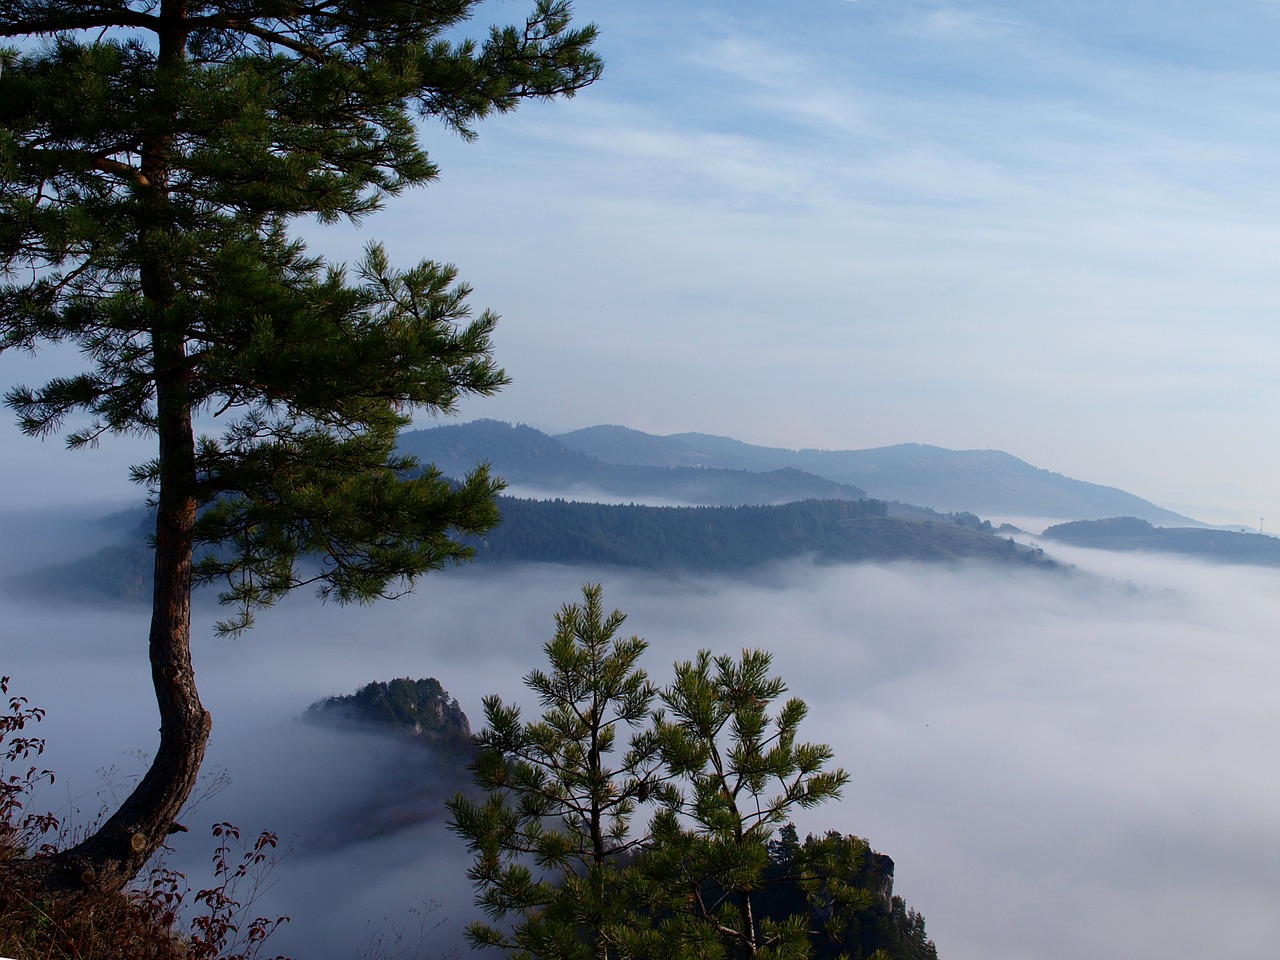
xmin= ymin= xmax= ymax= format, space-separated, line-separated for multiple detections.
xmin=3 ymin=508 xmax=1278 ymax=959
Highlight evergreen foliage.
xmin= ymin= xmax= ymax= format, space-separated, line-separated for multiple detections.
xmin=447 ymin=584 xmax=661 ymax=959
xmin=0 ymin=0 xmax=599 ymax=897
xmin=450 ymin=586 xmax=937 ymax=960
xmin=757 ymin=827 xmax=937 ymax=960
xmin=629 ymin=649 xmax=850 ymax=959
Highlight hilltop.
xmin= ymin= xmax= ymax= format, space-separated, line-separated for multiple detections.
xmin=396 ymin=419 xmax=868 ymax=506
xmin=1040 ymin=516 xmax=1280 ymax=565
xmin=553 ymin=424 xmax=1197 ymax=524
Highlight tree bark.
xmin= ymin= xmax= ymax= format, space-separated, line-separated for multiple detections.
xmin=2 ymin=430 xmax=209 ymax=900
xmin=0 ymin=249 xmax=210 ymax=910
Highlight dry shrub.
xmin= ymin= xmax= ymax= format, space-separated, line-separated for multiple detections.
xmin=0 ymin=677 xmax=290 ymax=960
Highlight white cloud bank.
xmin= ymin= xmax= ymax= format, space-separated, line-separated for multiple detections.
xmin=4 ymin=507 xmax=1279 ymax=960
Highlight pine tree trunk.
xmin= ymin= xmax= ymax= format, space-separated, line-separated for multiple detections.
xmin=0 ymin=361 xmax=210 ymax=902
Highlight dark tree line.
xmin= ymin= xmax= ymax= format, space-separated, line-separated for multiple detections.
xmin=16 ymin=495 xmax=1055 ymax=605
xmin=469 ymin=496 xmax=1043 ymax=571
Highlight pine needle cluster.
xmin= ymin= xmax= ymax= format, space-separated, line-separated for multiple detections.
xmin=448 ymin=585 xmax=934 ymax=960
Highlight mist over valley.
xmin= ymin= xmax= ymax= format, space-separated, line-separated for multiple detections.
xmin=20 ymin=421 xmax=1278 ymax=619
xmin=4 ymin=486 xmax=1279 ymax=960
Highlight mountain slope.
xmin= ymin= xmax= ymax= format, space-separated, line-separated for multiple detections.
xmin=397 ymin=420 xmax=867 ymax=505
xmin=1041 ymin=517 xmax=1280 ymax=564
xmin=556 ymin=425 xmax=1195 ymax=524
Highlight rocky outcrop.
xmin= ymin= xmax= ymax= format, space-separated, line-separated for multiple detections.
xmin=305 ymin=677 xmax=472 ymax=756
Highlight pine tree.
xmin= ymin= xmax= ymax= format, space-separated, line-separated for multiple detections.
xmin=636 ymin=649 xmax=851 ymax=959
xmin=0 ymin=0 xmax=600 ymax=899
xmin=452 ymin=593 xmax=864 ymax=960
xmin=447 ymin=584 xmax=660 ymax=960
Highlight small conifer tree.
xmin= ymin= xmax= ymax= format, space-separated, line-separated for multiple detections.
xmin=634 ymin=649 xmax=850 ymax=959
xmin=448 ymin=584 xmax=660 ymax=960
xmin=453 ymin=592 xmax=863 ymax=960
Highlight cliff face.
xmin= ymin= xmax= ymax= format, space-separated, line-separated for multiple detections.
xmin=870 ymin=851 xmax=895 ymax=913
xmin=298 ymin=679 xmax=476 ymax=848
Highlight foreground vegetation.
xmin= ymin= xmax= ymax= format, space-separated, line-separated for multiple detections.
xmin=449 ymin=585 xmax=937 ymax=960
xmin=1 ymin=677 xmax=289 ymax=960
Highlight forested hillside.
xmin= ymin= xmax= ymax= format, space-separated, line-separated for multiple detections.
xmin=12 ymin=496 xmax=1052 ymax=604
xmin=305 ymin=678 xmax=474 ymax=750
xmin=1041 ymin=516 xmax=1280 ymax=564
xmin=468 ymin=496 xmax=1048 ymax=571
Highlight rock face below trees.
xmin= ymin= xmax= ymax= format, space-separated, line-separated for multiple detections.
xmin=299 ymin=679 xmax=475 ymax=847
xmin=870 ymin=851 xmax=896 ymax=912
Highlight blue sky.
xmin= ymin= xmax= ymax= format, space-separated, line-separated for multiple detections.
xmin=329 ymin=0 xmax=1280 ymax=524
xmin=4 ymin=0 xmax=1280 ymax=523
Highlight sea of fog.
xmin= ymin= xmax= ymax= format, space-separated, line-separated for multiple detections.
xmin=3 ymin=505 xmax=1280 ymax=960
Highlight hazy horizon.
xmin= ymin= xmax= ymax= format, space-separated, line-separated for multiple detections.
xmin=0 ymin=413 xmax=1256 ymax=529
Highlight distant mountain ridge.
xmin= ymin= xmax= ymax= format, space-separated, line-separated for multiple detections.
xmin=16 ymin=421 xmax=1201 ymax=606
xmin=554 ymin=425 xmax=1197 ymax=525
xmin=396 ymin=420 xmax=867 ymax=505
